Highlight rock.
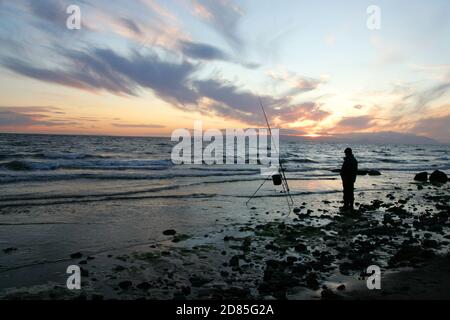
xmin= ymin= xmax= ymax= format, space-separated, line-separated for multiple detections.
xmin=137 ymin=282 xmax=151 ymax=290
xmin=70 ymin=252 xmax=83 ymax=259
xmin=163 ymin=229 xmax=177 ymax=236
xmin=305 ymin=273 xmax=320 ymax=290
xmin=389 ymin=245 xmax=434 ymax=267
xmin=259 ymin=260 xmax=298 ymax=296
xmin=189 ymin=276 xmax=210 ymax=287
xmin=113 ymin=265 xmax=125 ymax=272
xmin=293 ymin=208 xmax=301 ymax=214
xmin=357 ymin=170 xmax=381 ymax=176
xmin=321 ymin=288 xmax=341 ymax=300
xmin=181 ymin=286 xmax=191 ymax=295
xmin=229 ymin=255 xmax=240 ymax=267
xmin=429 ymin=170 xmax=448 ymax=184
xmin=286 ymin=256 xmax=297 ymax=264
xmin=414 ymin=172 xmax=428 ymax=182
xmin=422 ymin=239 xmax=439 ymax=249
xmin=242 ymin=237 xmax=252 ymax=249
xmin=337 ymin=284 xmax=346 ymax=291
xmin=294 ymin=243 xmax=308 ymax=253
xmin=118 ymin=281 xmax=133 ymax=290
xmin=80 ymin=268 xmax=89 ymax=277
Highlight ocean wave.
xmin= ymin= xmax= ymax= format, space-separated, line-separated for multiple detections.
xmin=2 ymin=160 xmax=59 ymax=171
xmin=0 ymin=169 xmax=261 ymax=183
xmin=286 ymin=158 xmax=318 ymax=163
xmin=0 ymin=152 xmax=109 ymax=160
xmin=376 ymin=158 xmax=407 ymax=163
xmin=0 ymin=159 xmax=173 ymax=172
xmin=35 ymin=152 xmax=108 ymax=160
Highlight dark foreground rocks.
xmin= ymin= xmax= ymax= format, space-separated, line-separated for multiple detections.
xmin=429 ymin=170 xmax=448 ymax=184
xmin=163 ymin=229 xmax=177 ymax=236
xmin=414 ymin=172 xmax=428 ymax=182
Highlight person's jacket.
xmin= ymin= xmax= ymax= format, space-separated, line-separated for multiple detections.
xmin=341 ymin=154 xmax=358 ymax=183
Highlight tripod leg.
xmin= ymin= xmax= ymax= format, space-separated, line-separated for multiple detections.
xmin=246 ymin=174 xmax=272 ymax=207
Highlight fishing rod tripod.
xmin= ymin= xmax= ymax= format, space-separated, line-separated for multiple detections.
xmin=245 ymin=97 xmax=295 ymax=212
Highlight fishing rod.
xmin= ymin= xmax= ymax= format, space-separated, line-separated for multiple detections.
xmin=246 ymin=97 xmax=294 ymax=212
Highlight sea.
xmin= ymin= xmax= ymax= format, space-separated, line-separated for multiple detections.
xmin=0 ymin=133 xmax=448 ymax=288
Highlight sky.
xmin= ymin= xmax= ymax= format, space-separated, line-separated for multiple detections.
xmin=0 ymin=0 xmax=449 ymax=142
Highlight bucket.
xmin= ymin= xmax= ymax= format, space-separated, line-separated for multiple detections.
xmin=272 ymin=174 xmax=282 ymax=186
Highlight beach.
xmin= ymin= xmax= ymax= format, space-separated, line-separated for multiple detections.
xmin=0 ymin=134 xmax=449 ymax=300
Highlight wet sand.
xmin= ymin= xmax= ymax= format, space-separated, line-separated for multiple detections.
xmin=1 ymin=177 xmax=448 ymax=300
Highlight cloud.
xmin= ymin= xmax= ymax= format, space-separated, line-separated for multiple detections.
xmin=120 ymin=18 xmax=143 ymax=36
xmin=112 ymin=123 xmax=165 ymax=129
xmin=2 ymin=44 xmax=330 ymax=128
xmin=335 ymin=115 xmax=377 ymax=131
xmin=2 ymin=56 xmax=137 ymax=95
xmin=91 ymin=49 xmax=199 ymax=105
xmin=179 ymin=40 xmax=230 ymax=61
xmin=267 ymin=69 xmax=324 ymax=96
xmin=191 ymin=0 xmax=243 ymax=50
xmin=276 ymin=103 xmax=330 ymax=124
xmin=193 ymin=78 xmax=290 ymax=124
xmin=413 ymin=82 xmax=450 ymax=110
xmin=0 ymin=106 xmax=76 ymax=127
xmin=410 ymin=114 xmax=450 ymax=143
xmin=2 ymin=48 xmax=200 ymax=104
xmin=26 ymin=0 xmax=68 ymax=27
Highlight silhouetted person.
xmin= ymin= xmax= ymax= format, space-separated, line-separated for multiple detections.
xmin=340 ymin=148 xmax=358 ymax=210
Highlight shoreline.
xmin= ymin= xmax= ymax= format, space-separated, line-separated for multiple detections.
xmin=1 ymin=177 xmax=448 ymax=300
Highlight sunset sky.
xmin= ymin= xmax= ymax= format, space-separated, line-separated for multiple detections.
xmin=0 ymin=0 xmax=449 ymax=142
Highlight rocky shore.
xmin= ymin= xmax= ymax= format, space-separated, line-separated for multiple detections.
xmin=1 ymin=171 xmax=449 ymax=300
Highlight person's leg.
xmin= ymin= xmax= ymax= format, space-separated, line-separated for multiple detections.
xmin=343 ymin=180 xmax=350 ymax=208
xmin=349 ymin=182 xmax=355 ymax=209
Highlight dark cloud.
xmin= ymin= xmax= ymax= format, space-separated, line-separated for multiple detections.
xmin=180 ymin=40 xmax=230 ymax=61
xmin=193 ymin=79 xmax=289 ymax=124
xmin=2 ymin=56 xmax=136 ymax=95
xmin=120 ymin=18 xmax=142 ymax=36
xmin=0 ymin=106 xmax=76 ymax=127
xmin=336 ymin=115 xmax=377 ymax=130
xmin=27 ymin=0 xmax=68 ymax=26
xmin=2 ymin=48 xmax=200 ymax=104
xmin=92 ymin=49 xmax=199 ymax=105
xmin=410 ymin=114 xmax=450 ymax=143
xmin=1 ymin=43 xmax=328 ymax=127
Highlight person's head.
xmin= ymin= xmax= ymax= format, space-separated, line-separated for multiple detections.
xmin=344 ymin=148 xmax=353 ymax=156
